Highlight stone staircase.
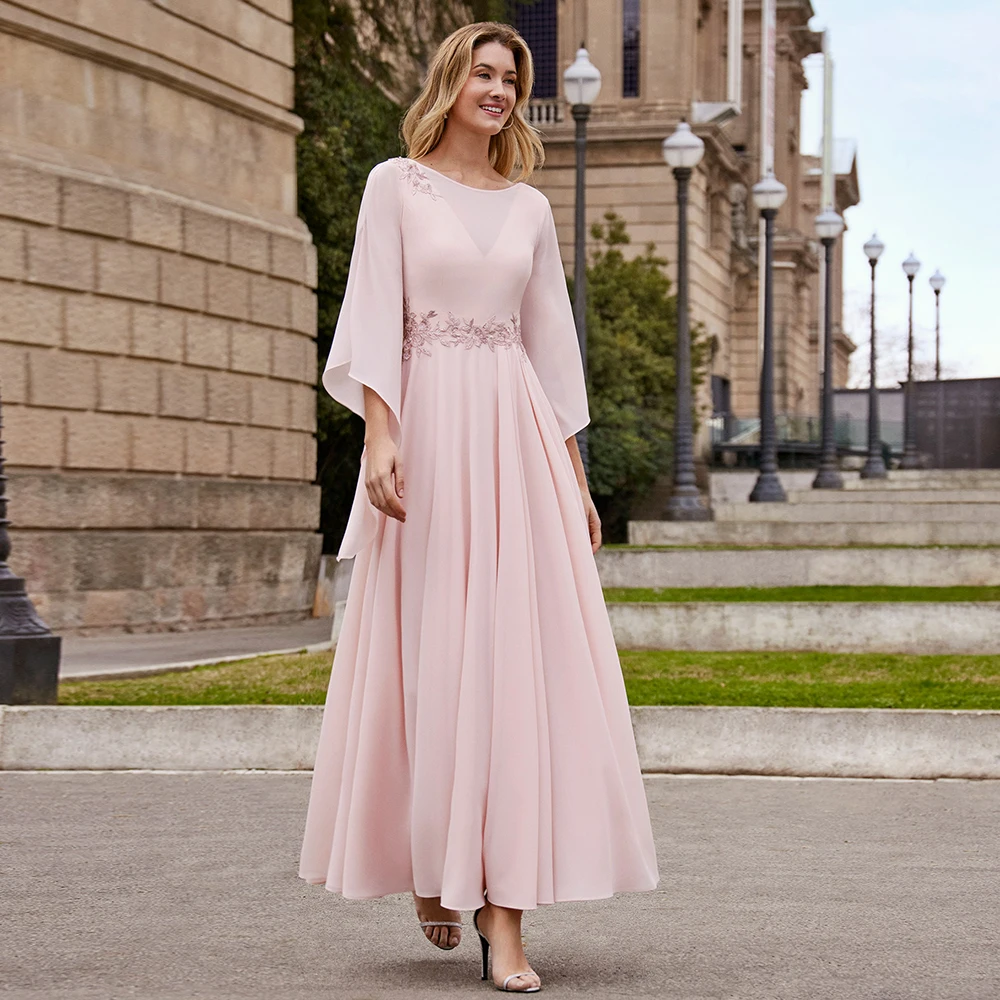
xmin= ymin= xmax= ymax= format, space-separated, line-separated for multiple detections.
xmin=600 ymin=470 xmax=1000 ymax=654
xmin=631 ymin=471 xmax=1000 ymax=547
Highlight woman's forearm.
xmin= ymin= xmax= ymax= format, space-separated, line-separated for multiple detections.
xmin=363 ymin=385 xmax=393 ymax=445
xmin=564 ymin=433 xmax=590 ymax=494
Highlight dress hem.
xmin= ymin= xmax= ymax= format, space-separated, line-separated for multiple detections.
xmin=299 ymin=874 xmax=660 ymax=912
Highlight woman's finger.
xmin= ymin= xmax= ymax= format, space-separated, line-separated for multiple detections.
xmin=381 ymin=474 xmax=406 ymax=521
xmin=394 ymin=457 xmax=405 ymax=498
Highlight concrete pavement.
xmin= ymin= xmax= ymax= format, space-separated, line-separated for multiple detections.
xmin=59 ymin=616 xmax=333 ymax=680
xmin=1 ymin=772 xmax=998 ymax=999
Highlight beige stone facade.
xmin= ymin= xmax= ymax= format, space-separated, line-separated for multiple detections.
xmin=0 ymin=0 xmax=321 ymax=633
xmin=521 ymin=0 xmax=860 ymax=467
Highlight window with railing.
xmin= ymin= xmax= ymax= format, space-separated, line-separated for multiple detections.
xmin=512 ymin=0 xmax=558 ymax=99
xmin=623 ymin=0 xmax=641 ymax=97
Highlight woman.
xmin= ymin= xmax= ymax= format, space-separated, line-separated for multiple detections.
xmin=298 ymin=21 xmax=659 ymax=993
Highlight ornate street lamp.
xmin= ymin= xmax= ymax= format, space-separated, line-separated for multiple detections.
xmin=662 ymin=122 xmax=711 ymax=520
xmin=749 ymin=172 xmax=788 ymax=503
xmin=930 ymin=269 xmax=946 ymax=380
xmin=860 ymin=233 xmax=888 ymax=479
xmin=812 ymin=209 xmax=845 ymax=489
xmin=899 ymin=251 xmax=922 ymax=469
xmin=563 ymin=44 xmax=601 ymax=479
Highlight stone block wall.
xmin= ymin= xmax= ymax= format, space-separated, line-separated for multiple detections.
xmin=0 ymin=0 xmax=322 ymax=634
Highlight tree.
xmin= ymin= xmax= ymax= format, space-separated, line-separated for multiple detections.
xmin=579 ymin=212 xmax=710 ymax=541
xmin=294 ymin=0 xmax=523 ymax=552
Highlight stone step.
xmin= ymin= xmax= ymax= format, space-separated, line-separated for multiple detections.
xmin=607 ymin=601 xmax=1000 ymax=654
xmin=596 ymin=546 xmax=1000 ymax=588
xmin=713 ymin=501 xmax=1000 ymax=523
xmin=843 ymin=470 xmax=1000 ymax=490
xmin=710 ymin=469 xmax=1000 ymax=504
xmin=629 ymin=520 xmax=1000 ymax=546
xmin=787 ymin=488 xmax=1000 ymax=504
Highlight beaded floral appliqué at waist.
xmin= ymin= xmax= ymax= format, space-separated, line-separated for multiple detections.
xmin=402 ymin=297 xmax=525 ymax=361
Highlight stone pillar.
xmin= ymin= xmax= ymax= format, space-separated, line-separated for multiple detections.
xmin=0 ymin=0 xmax=321 ymax=633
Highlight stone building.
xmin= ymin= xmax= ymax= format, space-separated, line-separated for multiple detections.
xmin=0 ymin=1 xmax=320 ymax=634
xmin=514 ymin=0 xmax=860 ymax=461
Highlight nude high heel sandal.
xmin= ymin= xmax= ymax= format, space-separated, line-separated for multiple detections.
xmin=473 ymin=906 xmax=541 ymax=992
xmin=418 ymin=920 xmax=462 ymax=950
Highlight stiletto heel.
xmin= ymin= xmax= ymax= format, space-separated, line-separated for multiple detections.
xmin=472 ymin=904 xmax=541 ymax=992
xmin=474 ymin=906 xmax=490 ymax=980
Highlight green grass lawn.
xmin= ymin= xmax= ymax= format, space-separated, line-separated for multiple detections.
xmin=58 ymin=648 xmax=1000 ymax=711
xmin=602 ymin=585 xmax=1000 ymax=603
xmin=621 ymin=650 xmax=1000 ymax=709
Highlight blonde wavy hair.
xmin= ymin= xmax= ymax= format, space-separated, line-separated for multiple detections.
xmin=400 ymin=22 xmax=545 ymax=184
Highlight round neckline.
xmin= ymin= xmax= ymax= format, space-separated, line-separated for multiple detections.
xmin=405 ymin=158 xmax=520 ymax=194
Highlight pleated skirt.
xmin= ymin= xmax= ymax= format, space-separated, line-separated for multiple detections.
xmin=298 ymin=341 xmax=659 ymax=911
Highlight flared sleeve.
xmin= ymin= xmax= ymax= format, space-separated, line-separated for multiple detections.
xmin=322 ymin=158 xmax=404 ymax=561
xmin=518 ymin=195 xmax=591 ymax=441
xmin=322 ymin=158 xmax=404 ymax=441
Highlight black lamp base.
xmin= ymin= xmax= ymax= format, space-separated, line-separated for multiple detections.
xmin=0 ymin=634 xmax=61 ymax=704
xmin=812 ymin=466 xmax=845 ymax=490
xmin=0 ymin=574 xmax=61 ymax=705
xmin=664 ymin=493 xmax=714 ymax=521
xmin=749 ymin=472 xmax=787 ymax=503
xmin=859 ymin=457 xmax=888 ymax=480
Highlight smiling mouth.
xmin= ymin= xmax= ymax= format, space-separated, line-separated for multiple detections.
xmin=480 ymin=105 xmax=504 ymax=117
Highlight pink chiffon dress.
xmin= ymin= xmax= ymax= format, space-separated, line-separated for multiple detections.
xmin=298 ymin=156 xmax=659 ymax=911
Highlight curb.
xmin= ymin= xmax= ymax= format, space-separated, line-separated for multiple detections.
xmin=0 ymin=705 xmax=324 ymax=771
xmin=631 ymin=705 xmax=1000 ymax=779
xmin=2 ymin=705 xmax=1000 ymax=778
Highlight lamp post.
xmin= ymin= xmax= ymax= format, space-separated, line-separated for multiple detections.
xmin=930 ymin=269 xmax=946 ymax=380
xmin=563 ymin=44 xmax=601 ymax=479
xmin=0 ymin=386 xmax=61 ymax=704
xmin=900 ymin=251 xmax=922 ymax=469
xmin=749 ymin=172 xmax=788 ymax=503
xmin=812 ymin=209 xmax=845 ymax=489
xmin=661 ymin=121 xmax=711 ymax=520
xmin=860 ymin=233 xmax=888 ymax=479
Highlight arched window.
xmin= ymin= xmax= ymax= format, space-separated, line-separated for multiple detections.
xmin=623 ymin=0 xmax=641 ymax=97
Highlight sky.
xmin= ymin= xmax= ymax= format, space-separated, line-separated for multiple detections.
xmin=800 ymin=1 xmax=1000 ymax=386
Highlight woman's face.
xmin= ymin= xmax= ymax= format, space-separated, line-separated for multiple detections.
xmin=449 ymin=41 xmax=518 ymax=134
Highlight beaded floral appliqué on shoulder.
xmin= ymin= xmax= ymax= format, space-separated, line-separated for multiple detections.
xmin=402 ymin=297 xmax=525 ymax=361
xmin=394 ymin=158 xmax=442 ymax=200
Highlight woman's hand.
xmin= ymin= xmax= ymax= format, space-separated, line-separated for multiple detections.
xmin=364 ymin=434 xmax=406 ymax=522
xmin=582 ymin=488 xmax=602 ymax=553
xmin=562 ymin=433 xmax=601 ymax=553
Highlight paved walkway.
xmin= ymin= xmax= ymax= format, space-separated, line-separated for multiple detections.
xmin=59 ymin=617 xmax=333 ymax=679
xmin=2 ymin=773 xmax=998 ymax=999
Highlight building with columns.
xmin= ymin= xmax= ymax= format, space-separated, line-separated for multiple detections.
xmin=513 ymin=0 xmax=860 ymax=464
xmin=0 ymin=1 xmax=320 ymax=634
